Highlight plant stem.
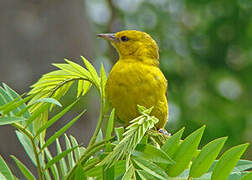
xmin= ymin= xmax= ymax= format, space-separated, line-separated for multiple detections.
xmin=13 ymin=123 xmax=44 ymax=180
xmin=87 ymin=96 xmax=104 ymax=147
xmin=64 ymin=137 xmax=114 ymax=180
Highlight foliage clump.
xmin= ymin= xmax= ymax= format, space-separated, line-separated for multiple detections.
xmin=0 ymin=57 xmax=251 ymax=180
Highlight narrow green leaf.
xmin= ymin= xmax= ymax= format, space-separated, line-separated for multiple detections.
xmin=70 ymin=135 xmax=81 ymax=161
xmin=115 ymin=127 xmax=124 ymax=141
xmin=64 ymin=58 xmax=92 ymax=79
xmin=190 ymin=137 xmax=227 ymax=178
xmin=105 ymin=109 xmax=115 ymax=140
xmin=0 ymin=87 xmax=12 ymax=103
xmin=0 ymin=117 xmax=26 ymax=125
xmin=100 ymin=63 xmax=107 ymax=97
xmin=1 ymin=84 xmax=28 ymax=118
xmin=15 ymin=131 xmax=36 ymax=165
xmin=166 ymin=125 xmax=205 ymax=177
xmin=77 ymin=80 xmax=84 ymax=98
xmin=25 ymin=103 xmax=50 ymax=128
xmin=1 ymin=94 xmax=33 ymax=117
xmin=133 ymin=157 xmax=170 ymax=180
xmin=232 ymin=160 xmax=252 ymax=172
xmin=74 ymin=164 xmax=87 ymax=180
xmin=103 ymin=166 xmax=115 ymax=180
xmin=56 ymin=138 xmax=68 ymax=176
xmin=2 ymin=83 xmax=21 ymax=103
xmin=40 ymin=110 xmax=86 ymax=152
xmin=134 ymin=144 xmax=175 ymax=164
xmin=85 ymin=164 xmax=103 ymax=179
xmin=65 ymin=134 xmax=75 ymax=169
xmin=3 ymin=83 xmax=20 ymax=99
xmin=44 ymin=148 xmax=59 ymax=180
xmin=0 ymin=173 xmax=7 ymax=180
xmin=44 ymin=146 xmax=79 ymax=170
xmin=161 ymin=127 xmax=185 ymax=157
xmin=241 ymin=172 xmax=252 ymax=180
xmin=52 ymin=64 xmax=85 ymax=78
xmin=121 ymin=164 xmax=134 ymax=180
xmin=0 ymin=155 xmax=14 ymax=180
xmin=0 ymin=93 xmax=6 ymax=106
xmin=114 ymin=160 xmax=126 ymax=179
xmin=211 ymin=143 xmax=249 ymax=180
xmin=82 ymin=81 xmax=92 ymax=96
xmin=11 ymin=156 xmax=36 ymax=180
xmin=137 ymin=170 xmax=156 ymax=180
xmin=35 ymin=100 xmax=78 ymax=137
xmin=34 ymin=98 xmax=62 ymax=107
xmin=81 ymin=56 xmax=100 ymax=88
xmin=105 ymin=109 xmax=115 ymax=152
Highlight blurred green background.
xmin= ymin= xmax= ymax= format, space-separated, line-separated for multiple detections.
xmin=87 ymin=0 xmax=252 ymax=156
xmin=0 ymin=0 xmax=251 ymax=174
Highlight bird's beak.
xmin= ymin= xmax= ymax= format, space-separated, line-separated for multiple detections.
xmin=97 ymin=33 xmax=119 ymax=42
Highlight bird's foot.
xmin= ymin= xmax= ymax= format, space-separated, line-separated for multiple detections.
xmin=158 ymin=128 xmax=171 ymax=136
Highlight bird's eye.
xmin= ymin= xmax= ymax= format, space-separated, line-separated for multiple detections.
xmin=121 ymin=36 xmax=129 ymax=42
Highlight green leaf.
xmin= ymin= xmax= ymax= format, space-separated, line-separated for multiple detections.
xmin=0 ymin=155 xmax=14 ymax=180
xmin=77 ymin=80 xmax=84 ymax=98
xmin=115 ymin=127 xmax=124 ymax=141
xmin=11 ymin=155 xmax=36 ymax=180
xmin=56 ymin=138 xmax=68 ymax=176
xmin=85 ymin=164 xmax=103 ymax=179
xmin=0 ymin=173 xmax=7 ymax=180
xmin=40 ymin=110 xmax=86 ymax=152
xmin=0 ymin=87 xmax=12 ymax=103
xmin=241 ymin=172 xmax=252 ymax=180
xmin=0 ymin=93 xmax=6 ymax=106
xmin=0 ymin=117 xmax=26 ymax=125
xmin=190 ymin=137 xmax=227 ymax=178
xmin=44 ymin=148 xmax=60 ymax=180
xmin=25 ymin=103 xmax=50 ymax=128
xmin=44 ymin=146 xmax=79 ymax=170
xmin=82 ymin=81 xmax=92 ymax=96
xmin=65 ymin=134 xmax=75 ymax=169
xmin=1 ymin=94 xmax=33 ymax=117
xmin=52 ymin=63 xmax=85 ymax=78
xmin=161 ymin=127 xmax=185 ymax=157
xmin=121 ymin=164 xmax=134 ymax=180
xmin=166 ymin=125 xmax=205 ymax=177
xmin=35 ymin=100 xmax=78 ymax=137
xmin=232 ymin=160 xmax=252 ymax=172
xmin=74 ymin=164 xmax=87 ymax=180
xmin=114 ymin=160 xmax=126 ymax=179
xmin=34 ymin=98 xmax=62 ymax=107
xmin=105 ymin=109 xmax=115 ymax=152
xmin=64 ymin=58 xmax=92 ymax=79
xmin=103 ymin=166 xmax=115 ymax=180
xmin=211 ymin=143 xmax=249 ymax=180
xmin=105 ymin=109 xmax=115 ymax=141
xmin=133 ymin=144 xmax=175 ymax=164
xmin=2 ymin=84 xmax=27 ymax=115
xmin=81 ymin=56 xmax=100 ymax=88
xmin=70 ymin=135 xmax=81 ymax=161
xmin=100 ymin=63 xmax=107 ymax=98
xmin=15 ymin=131 xmax=36 ymax=165
xmin=137 ymin=170 xmax=156 ymax=180
xmin=133 ymin=157 xmax=170 ymax=180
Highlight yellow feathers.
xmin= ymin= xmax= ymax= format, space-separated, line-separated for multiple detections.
xmin=98 ymin=30 xmax=168 ymax=129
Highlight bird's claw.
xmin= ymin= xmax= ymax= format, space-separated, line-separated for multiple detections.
xmin=158 ymin=129 xmax=171 ymax=136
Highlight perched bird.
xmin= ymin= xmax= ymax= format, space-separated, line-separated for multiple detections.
xmin=98 ymin=30 xmax=168 ymax=129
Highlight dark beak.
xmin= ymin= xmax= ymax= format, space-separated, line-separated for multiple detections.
xmin=97 ymin=33 xmax=119 ymax=42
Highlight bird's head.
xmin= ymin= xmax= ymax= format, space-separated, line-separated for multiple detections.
xmin=97 ymin=30 xmax=159 ymax=66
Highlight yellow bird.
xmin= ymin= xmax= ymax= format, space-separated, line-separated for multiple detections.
xmin=98 ymin=30 xmax=168 ymax=130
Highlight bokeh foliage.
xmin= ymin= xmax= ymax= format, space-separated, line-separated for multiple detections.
xmin=85 ymin=0 xmax=252 ymax=157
